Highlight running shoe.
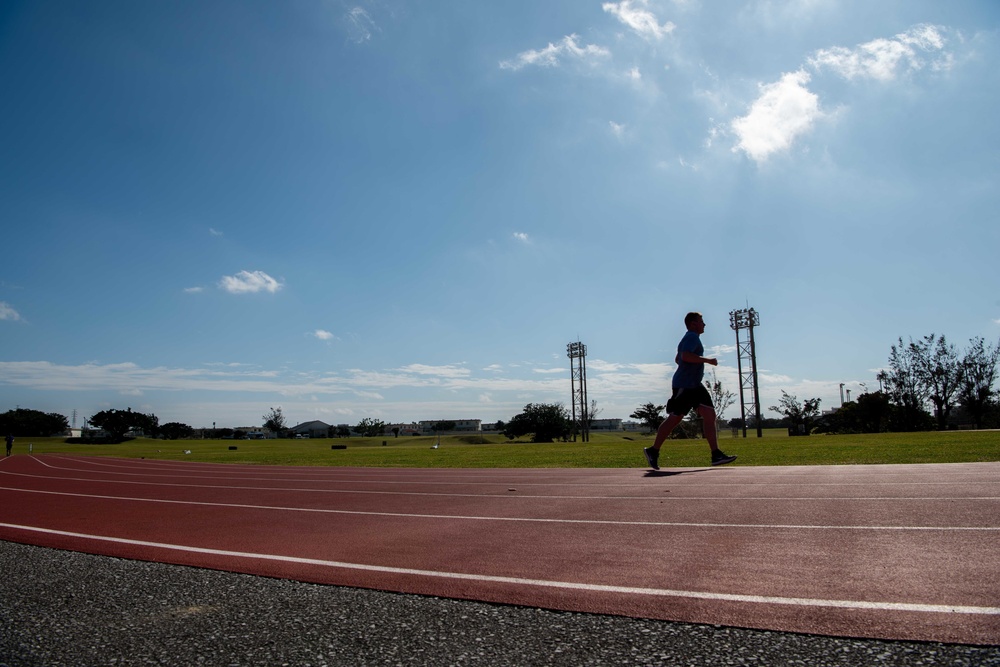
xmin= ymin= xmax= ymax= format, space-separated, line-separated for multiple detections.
xmin=711 ymin=450 xmax=737 ymax=466
xmin=643 ymin=446 xmax=660 ymax=470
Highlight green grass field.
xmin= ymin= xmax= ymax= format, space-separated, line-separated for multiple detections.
xmin=12 ymin=429 xmax=1000 ymax=468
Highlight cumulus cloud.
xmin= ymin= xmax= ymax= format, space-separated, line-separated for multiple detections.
xmin=312 ymin=330 xmax=337 ymax=341
xmin=499 ymin=34 xmax=610 ymax=71
xmin=809 ymin=24 xmax=950 ymax=81
xmin=0 ymin=302 xmax=21 ymax=321
xmin=603 ymin=0 xmax=675 ymax=40
xmin=512 ymin=232 xmax=530 ymax=243
xmin=731 ymin=70 xmax=822 ymax=162
xmin=219 ymin=270 xmax=283 ymax=294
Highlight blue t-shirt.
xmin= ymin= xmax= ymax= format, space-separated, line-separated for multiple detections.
xmin=672 ymin=330 xmax=704 ymax=389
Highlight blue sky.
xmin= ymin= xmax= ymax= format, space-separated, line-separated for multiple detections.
xmin=1 ymin=1 xmax=998 ymax=430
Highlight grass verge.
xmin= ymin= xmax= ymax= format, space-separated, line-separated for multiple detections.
xmin=10 ymin=430 xmax=1000 ymax=468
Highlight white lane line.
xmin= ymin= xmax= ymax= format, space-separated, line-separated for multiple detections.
xmin=3 ymin=469 xmax=999 ymax=502
xmin=2 ymin=486 xmax=998 ymax=531
xmin=0 ymin=470 xmax=1000 ymax=502
xmin=1 ymin=522 xmax=997 ymax=617
xmin=24 ymin=457 xmax=1000 ymax=488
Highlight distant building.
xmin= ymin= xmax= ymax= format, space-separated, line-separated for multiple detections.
xmin=590 ymin=418 xmax=623 ymax=431
xmin=290 ymin=421 xmax=331 ymax=438
xmin=418 ymin=419 xmax=482 ymax=433
xmin=386 ymin=422 xmax=421 ymax=436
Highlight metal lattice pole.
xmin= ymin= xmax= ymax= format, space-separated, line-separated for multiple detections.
xmin=567 ymin=341 xmax=589 ymax=442
xmin=730 ymin=308 xmax=762 ymax=438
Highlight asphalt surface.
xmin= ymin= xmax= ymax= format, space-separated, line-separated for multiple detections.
xmin=1 ymin=541 xmax=998 ymax=667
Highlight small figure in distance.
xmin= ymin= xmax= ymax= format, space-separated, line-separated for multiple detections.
xmin=5 ymin=434 xmax=12 ymax=457
xmin=644 ymin=312 xmax=737 ymax=470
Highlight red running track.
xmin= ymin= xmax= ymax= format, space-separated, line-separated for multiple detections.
xmin=1 ymin=454 xmax=998 ymax=645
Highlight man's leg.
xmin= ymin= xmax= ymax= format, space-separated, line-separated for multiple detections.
xmin=652 ymin=413 xmax=683 ymax=450
xmin=697 ymin=405 xmax=719 ymax=452
xmin=698 ymin=405 xmax=737 ymax=466
xmin=643 ymin=412 xmax=683 ymax=469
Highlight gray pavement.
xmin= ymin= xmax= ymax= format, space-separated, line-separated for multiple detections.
xmin=1 ymin=541 xmax=997 ymax=667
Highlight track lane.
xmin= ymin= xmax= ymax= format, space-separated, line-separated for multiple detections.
xmin=1 ymin=454 xmax=998 ymax=645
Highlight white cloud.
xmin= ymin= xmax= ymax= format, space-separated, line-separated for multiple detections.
xmin=603 ymin=0 xmax=675 ymax=40
xmin=809 ymin=25 xmax=950 ymax=82
xmin=609 ymin=121 xmax=626 ymax=138
xmin=731 ymin=70 xmax=822 ymax=162
xmin=499 ymin=35 xmax=610 ymax=71
xmin=400 ymin=364 xmax=471 ymax=379
xmin=0 ymin=302 xmax=21 ymax=321
xmin=344 ymin=6 xmax=379 ymax=43
xmin=184 ymin=287 xmax=204 ymax=294
xmin=209 ymin=228 xmax=223 ymax=237
xmin=512 ymin=232 xmax=530 ymax=243
xmin=219 ymin=270 xmax=283 ymax=294
xmin=312 ymin=330 xmax=336 ymax=341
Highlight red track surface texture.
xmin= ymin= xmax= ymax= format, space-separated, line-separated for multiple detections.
xmin=1 ymin=454 xmax=998 ymax=645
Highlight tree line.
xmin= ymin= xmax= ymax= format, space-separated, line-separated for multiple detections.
xmin=8 ymin=334 xmax=995 ymax=442
xmin=771 ymin=334 xmax=1000 ymax=434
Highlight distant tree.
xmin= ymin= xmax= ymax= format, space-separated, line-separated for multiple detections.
xmin=494 ymin=419 xmax=505 ymax=433
xmin=433 ymin=420 xmax=456 ymax=432
xmin=356 ymin=417 xmax=386 ymax=437
xmin=769 ymin=391 xmax=821 ymax=435
xmin=958 ymin=336 xmax=1000 ymax=429
xmin=586 ymin=399 xmax=602 ymax=429
xmin=504 ymin=403 xmax=571 ymax=442
xmin=262 ymin=407 xmax=286 ymax=433
xmin=911 ymin=334 xmax=963 ymax=430
xmin=704 ymin=370 xmax=737 ymax=422
xmin=88 ymin=408 xmax=158 ymax=442
xmin=0 ymin=408 xmax=69 ymax=437
xmin=630 ymin=403 xmax=664 ymax=433
xmin=853 ymin=391 xmax=891 ymax=433
xmin=816 ymin=391 xmax=891 ymax=435
xmin=335 ymin=425 xmax=352 ymax=438
xmin=160 ymin=422 xmax=194 ymax=440
xmin=391 ymin=426 xmax=400 ymax=438
xmin=879 ymin=338 xmax=932 ymax=431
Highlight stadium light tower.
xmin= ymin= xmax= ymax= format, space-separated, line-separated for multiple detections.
xmin=729 ymin=308 xmax=762 ymax=438
xmin=567 ymin=341 xmax=589 ymax=442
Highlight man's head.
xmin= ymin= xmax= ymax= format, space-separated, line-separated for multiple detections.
xmin=684 ymin=311 xmax=705 ymax=333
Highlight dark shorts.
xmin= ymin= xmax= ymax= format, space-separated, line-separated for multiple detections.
xmin=666 ymin=384 xmax=714 ymax=416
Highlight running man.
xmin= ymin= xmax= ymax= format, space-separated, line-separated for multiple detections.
xmin=643 ymin=312 xmax=737 ymax=469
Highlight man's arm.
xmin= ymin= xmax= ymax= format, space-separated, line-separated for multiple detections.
xmin=680 ymin=351 xmax=718 ymax=366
